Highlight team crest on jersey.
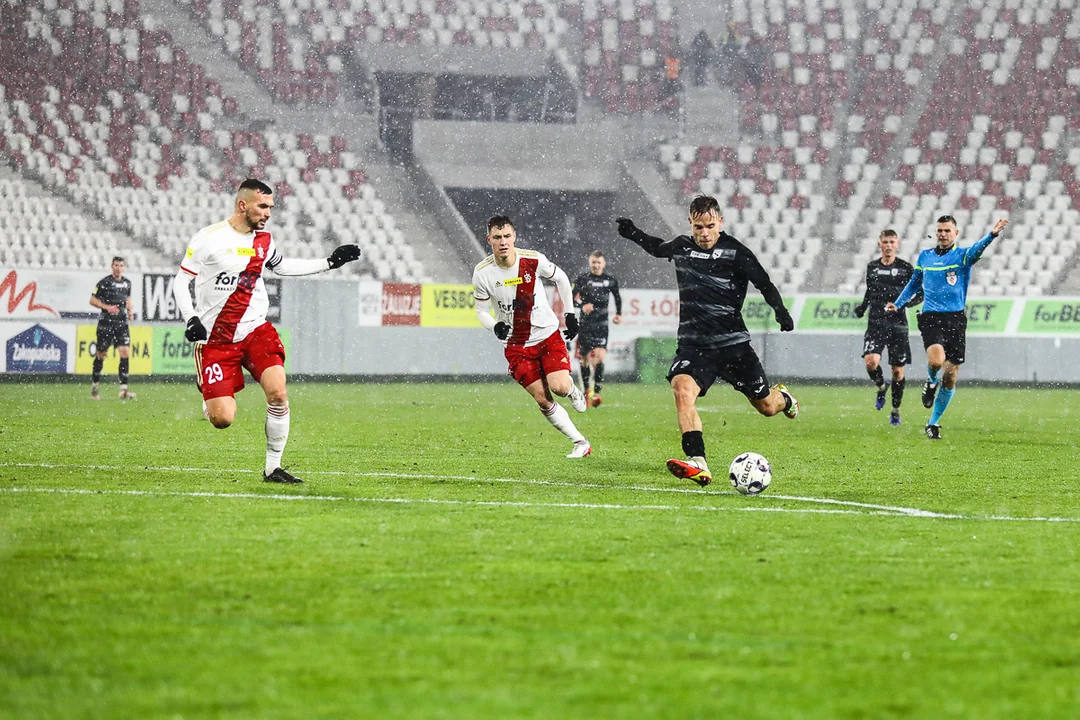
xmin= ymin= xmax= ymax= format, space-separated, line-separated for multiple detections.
xmin=946 ymin=271 xmax=958 ymax=286
xmin=523 ymin=272 xmax=532 ymax=283
xmin=257 ymin=246 xmax=265 ymax=259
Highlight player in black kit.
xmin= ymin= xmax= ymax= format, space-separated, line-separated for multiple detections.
xmin=572 ymin=251 xmax=622 ymax=407
xmin=617 ymin=195 xmax=798 ymax=487
xmin=853 ymin=229 xmax=921 ymax=426
xmin=89 ymin=256 xmax=136 ymax=400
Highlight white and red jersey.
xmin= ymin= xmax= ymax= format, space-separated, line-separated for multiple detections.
xmin=180 ymin=221 xmax=284 ymax=344
xmin=472 ymin=249 xmax=560 ymax=347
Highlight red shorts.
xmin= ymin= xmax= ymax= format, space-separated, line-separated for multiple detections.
xmin=195 ymin=322 xmax=286 ymax=401
xmin=505 ymin=330 xmax=571 ymax=389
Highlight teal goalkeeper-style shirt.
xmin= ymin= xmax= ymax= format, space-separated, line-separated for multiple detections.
xmin=894 ymin=233 xmax=997 ymax=313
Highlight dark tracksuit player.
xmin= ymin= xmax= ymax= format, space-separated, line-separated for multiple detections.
xmin=616 ymin=194 xmax=798 ymax=487
xmin=572 ymin=251 xmax=622 ymax=407
xmin=853 ymin=228 xmax=922 ymax=426
xmin=89 ymin=256 xmax=137 ymax=400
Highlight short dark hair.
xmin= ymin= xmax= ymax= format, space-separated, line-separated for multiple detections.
xmin=238 ymin=178 xmax=273 ymax=195
xmin=689 ymin=194 xmax=721 ymax=218
xmin=487 ymin=215 xmax=514 ymax=232
xmin=879 ymin=229 xmax=898 ymax=239
xmin=937 ymin=215 xmax=957 ymax=227
xmin=111 ymin=256 xmax=125 ymax=264
xmin=589 ymin=250 xmax=605 ymax=259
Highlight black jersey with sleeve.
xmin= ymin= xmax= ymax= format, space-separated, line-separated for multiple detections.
xmin=624 ymin=230 xmax=786 ymax=351
xmin=856 ymin=258 xmax=921 ymax=327
xmin=92 ymin=275 xmax=133 ymax=322
xmin=572 ymin=272 xmax=622 ymax=327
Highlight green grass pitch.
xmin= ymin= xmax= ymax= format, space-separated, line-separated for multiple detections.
xmin=1 ymin=381 xmax=1079 ymax=718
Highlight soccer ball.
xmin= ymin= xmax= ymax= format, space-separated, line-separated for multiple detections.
xmin=729 ymin=452 xmax=772 ymax=495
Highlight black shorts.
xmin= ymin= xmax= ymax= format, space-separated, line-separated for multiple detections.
xmin=862 ymin=323 xmax=912 ymax=366
xmin=666 ymin=342 xmax=770 ymax=399
xmin=96 ymin=321 xmax=130 ymax=351
xmin=918 ymin=311 xmax=967 ymax=364
xmin=577 ymin=326 xmax=609 ymax=356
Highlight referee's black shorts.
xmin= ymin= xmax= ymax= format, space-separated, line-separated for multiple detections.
xmin=917 ymin=311 xmax=967 ymax=364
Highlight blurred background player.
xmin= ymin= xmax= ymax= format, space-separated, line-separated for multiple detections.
xmin=853 ymin=229 xmax=921 ymax=426
xmin=887 ymin=216 xmax=1008 ymax=440
xmin=572 ymin=250 xmax=622 ymax=407
xmin=617 ymin=195 xmax=798 ymax=486
xmin=473 ymin=215 xmax=591 ymax=459
xmin=173 ymin=179 xmax=361 ymax=482
xmin=89 ymin=256 xmax=136 ymax=401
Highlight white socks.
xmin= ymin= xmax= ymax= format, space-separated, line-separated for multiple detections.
xmin=265 ymin=404 xmax=290 ymax=474
xmin=542 ymin=402 xmax=585 ymax=443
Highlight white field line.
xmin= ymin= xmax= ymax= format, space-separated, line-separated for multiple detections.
xmin=0 ymin=460 xmax=942 ymax=517
xmin=1 ymin=462 xmax=1076 ymax=523
xmin=0 ymin=486 xmax=870 ymax=517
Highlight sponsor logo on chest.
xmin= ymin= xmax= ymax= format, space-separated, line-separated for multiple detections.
xmin=688 ymin=248 xmax=736 ymax=260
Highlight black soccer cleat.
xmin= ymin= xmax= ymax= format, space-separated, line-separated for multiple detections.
xmin=921 ymin=380 xmax=938 ymax=409
xmin=924 ymin=424 xmax=941 ymax=440
xmin=263 ymin=467 xmax=303 ymax=484
xmin=875 ymin=383 xmax=889 ymax=410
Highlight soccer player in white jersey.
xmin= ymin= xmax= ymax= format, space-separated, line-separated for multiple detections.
xmin=173 ymin=179 xmax=361 ymax=483
xmin=473 ymin=215 xmax=592 ymax=458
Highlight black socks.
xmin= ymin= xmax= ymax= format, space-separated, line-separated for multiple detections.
xmin=892 ymin=378 xmax=905 ymax=409
xmin=682 ymin=430 xmax=705 ymax=458
xmin=118 ymin=357 xmax=129 ymax=385
xmin=581 ymin=364 xmax=591 ymax=392
xmin=867 ymin=365 xmax=885 ymax=387
xmin=594 ymin=362 xmax=605 ymax=394
xmin=92 ymin=356 xmax=104 ymax=384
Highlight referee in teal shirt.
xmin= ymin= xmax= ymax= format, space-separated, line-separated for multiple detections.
xmin=887 ymin=215 xmax=1009 ymax=440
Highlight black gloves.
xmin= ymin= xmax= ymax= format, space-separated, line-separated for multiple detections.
xmin=328 ymin=244 xmax=362 ymax=269
xmin=493 ymin=322 xmax=510 ymax=340
xmin=775 ymin=307 xmax=795 ymax=332
xmin=563 ymin=313 xmax=579 ymax=341
xmin=616 ymin=217 xmax=642 ymax=241
xmin=853 ymin=303 xmax=867 ymax=319
xmin=185 ymin=316 xmax=208 ymax=342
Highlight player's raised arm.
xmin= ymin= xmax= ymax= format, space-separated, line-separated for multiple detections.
xmin=963 ymin=217 xmax=1008 ymax=266
xmin=889 ymin=266 xmax=924 ymax=313
xmin=616 ymin=218 xmax=675 ymax=258
xmin=268 ymin=244 xmax=361 ymax=276
xmin=736 ymin=243 xmax=794 ymax=331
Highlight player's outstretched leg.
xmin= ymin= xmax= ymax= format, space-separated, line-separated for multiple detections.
xmin=666 ymin=430 xmax=712 ymax=486
xmin=667 ymin=375 xmax=711 ymax=485
xmin=258 ymin=366 xmax=300 ymax=482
